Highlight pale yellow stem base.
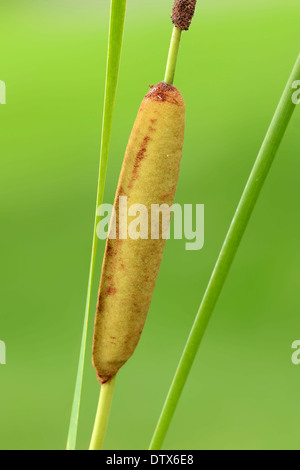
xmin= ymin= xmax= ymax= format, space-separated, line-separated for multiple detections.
xmin=89 ymin=375 xmax=117 ymax=450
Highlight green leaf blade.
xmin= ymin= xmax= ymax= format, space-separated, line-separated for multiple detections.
xmin=66 ymin=0 xmax=127 ymax=451
xmin=149 ymin=54 xmax=300 ymax=450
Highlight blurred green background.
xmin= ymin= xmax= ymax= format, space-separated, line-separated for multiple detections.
xmin=1 ymin=0 xmax=300 ymax=450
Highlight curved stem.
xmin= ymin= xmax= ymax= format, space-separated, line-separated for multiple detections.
xmin=164 ymin=27 xmax=182 ymax=84
xmin=89 ymin=376 xmax=117 ymax=451
xmin=150 ymin=54 xmax=300 ymax=450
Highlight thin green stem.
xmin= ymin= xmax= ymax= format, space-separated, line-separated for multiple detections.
xmin=89 ymin=376 xmax=117 ymax=451
xmin=150 ymin=54 xmax=300 ymax=450
xmin=66 ymin=0 xmax=127 ymax=450
xmin=164 ymin=27 xmax=182 ymax=84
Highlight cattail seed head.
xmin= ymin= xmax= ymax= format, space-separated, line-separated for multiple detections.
xmin=171 ymin=0 xmax=197 ymax=31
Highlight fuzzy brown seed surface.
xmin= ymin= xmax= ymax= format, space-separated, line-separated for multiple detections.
xmin=171 ymin=0 xmax=197 ymax=31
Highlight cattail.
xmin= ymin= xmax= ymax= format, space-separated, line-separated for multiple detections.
xmin=92 ymin=0 xmax=198 ymax=384
xmin=171 ymin=0 xmax=197 ymax=31
xmin=93 ymin=83 xmax=185 ymax=383
xmin=89 ymin=0 xmax=199 ymax=452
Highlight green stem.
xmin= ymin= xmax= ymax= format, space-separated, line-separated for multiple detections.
xmin=150 ymin=54 xmax=300 ymax=450
xmin=164 ymin=27 xmax=182 ymax=84
xmin=66 ymin=0 xmax=127 ymax=450
xmin=89 ymin=376 xmax=117 ymax=451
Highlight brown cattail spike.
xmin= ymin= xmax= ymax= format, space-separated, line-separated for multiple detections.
xmin=171 ymin=0 xmax=197 ymax=31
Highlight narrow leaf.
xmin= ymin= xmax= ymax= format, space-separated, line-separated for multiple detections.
xmin=150 ymin=54 xmax=300 ymax=450
xmin=67 ymin=0 xmax=127 ymax=450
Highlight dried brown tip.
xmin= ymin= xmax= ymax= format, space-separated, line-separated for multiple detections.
xmin=145 ymin=82 xmax=184 ymax=106
xmin=98 ymin=374 xmax=112 ymax=385
xmin=171 ymin=0 xmax=197 ymax=31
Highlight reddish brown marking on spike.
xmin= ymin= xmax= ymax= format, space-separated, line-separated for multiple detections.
xmin=146 ymin=82 xmax=183 ymax=106
xmin=118 ymin=186 xmax=125 ymax=196
xmin=96 ymin=293 xmax=106 ymax=312
xmin=128 ymin=135 xmax=151 ymax=188
xmin=107 ymin=286 xmax=117 ymax=296
xmin=133 ymin=302 xmax=141 ymax=312
xmin=106 ymin=243 xmax=113 ymax=256
xmin=136 ymin=136 xmax=150 ymax=162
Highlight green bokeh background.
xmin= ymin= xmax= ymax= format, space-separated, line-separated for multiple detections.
xmin=1 ymin=0 xmax=300 ymax=450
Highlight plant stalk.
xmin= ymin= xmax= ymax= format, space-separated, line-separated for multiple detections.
xmin=150 ymin=54 xmax=300 ymax=450
xmin=66 ymin=0 xmax=127 ymax=450
xmin=89 ymin=376 xmax=117 ymax=451
xmin=164 ymin=27 xmax=182 ymax=84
